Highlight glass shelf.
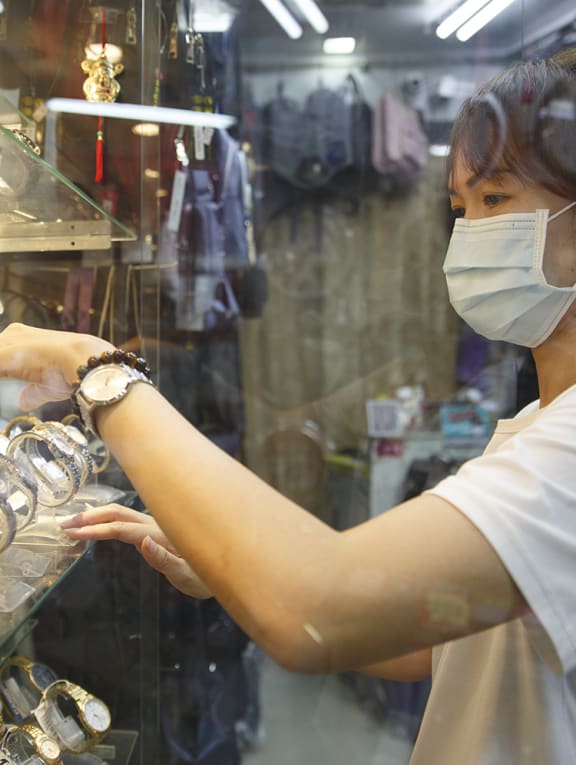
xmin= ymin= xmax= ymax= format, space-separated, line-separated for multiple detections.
xmin=0 ymin=537 xmax=89 ymax=659
xmin=0 ymin=125 xmax=136 ymax=253
xmin=0 ymin=94 xmax=35 ymax=142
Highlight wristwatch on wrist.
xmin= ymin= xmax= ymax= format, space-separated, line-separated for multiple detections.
xmin=2 ymin=722 xmax=62 ymax=765
xmin=34 ymin=680 xmax=111 ymax=753
xmin=73 ymin=363 xmax=154 ymax=436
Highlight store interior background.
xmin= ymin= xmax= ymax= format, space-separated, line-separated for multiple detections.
xmin=0 ymin=0 xmax=575 ymax=763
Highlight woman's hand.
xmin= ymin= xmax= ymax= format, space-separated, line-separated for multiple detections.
xmin=60 ymin=504 xmax=212 ymax=599
xmin=0 ymin=323 xmax=112 ymax=409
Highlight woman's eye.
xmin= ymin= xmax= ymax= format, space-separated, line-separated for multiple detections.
xmin=483 ymin=194 xmax=506 ymax=208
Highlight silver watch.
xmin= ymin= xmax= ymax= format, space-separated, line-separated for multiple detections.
xmin=74 ymin=363 xmax=154 ymax=436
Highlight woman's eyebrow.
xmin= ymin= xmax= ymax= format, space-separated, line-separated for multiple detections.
xmin=466 ymin=168 xmax=513 ymax=188
xmin=449 ymin=169 xmax=513 ymax=196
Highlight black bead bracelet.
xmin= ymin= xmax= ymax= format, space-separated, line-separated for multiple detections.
xmin=72 ymin=348 xmax=152 ymax=389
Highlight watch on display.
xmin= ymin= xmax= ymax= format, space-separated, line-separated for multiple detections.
xmin=34 ymin=680 xmax=111 ymax=754
xmin=2 ymin=722 xmax=62 ymax=765
xmin=61 ymin=415 xmax=110 ymax=475
xmin=0 ymin=656 xmax=59 ymax=722
xmin=35 ymin=423 xmax=95 ymax=487
xmin=6 ymin=428 xmax=82 ymax=508
xmin=74 ymin=363 xmax=153 ymax=436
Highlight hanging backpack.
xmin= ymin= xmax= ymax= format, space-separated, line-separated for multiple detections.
xmin=372 ymin=90 xmax=428 ymax=188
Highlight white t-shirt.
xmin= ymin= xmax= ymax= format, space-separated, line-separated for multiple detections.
xmin=409 ymin=385 xmax=576 ymax=764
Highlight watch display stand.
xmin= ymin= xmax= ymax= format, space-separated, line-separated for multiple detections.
xmin=92 ymin=729 xmax=139 ymax=765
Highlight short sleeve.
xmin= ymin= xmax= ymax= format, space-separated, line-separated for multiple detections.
xmin=426 ymin=388 xmax=576 ymax=673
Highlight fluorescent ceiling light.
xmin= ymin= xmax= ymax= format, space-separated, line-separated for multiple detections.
xmin=323 ymin=37 xmax=356 ymax=54
xmin=435 ymin=0 xmax=491 ymax=39
xmin=46 ymin=99 xmax=236 ymax=129
xmin=258 ymin=0 xmax=303 ymax=39
xmin=291 ymin=0 xmax=329 ymax=34
xmin=456 ymin=0 xmax=517 ymax=41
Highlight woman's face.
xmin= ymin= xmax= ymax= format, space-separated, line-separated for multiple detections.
xmin=448 ymin=153 xmax=576 ymax=287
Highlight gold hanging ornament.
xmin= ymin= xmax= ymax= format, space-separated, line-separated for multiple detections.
xmin=81 ymin=50 xmax=124 ymax=104
xmin=80 ymin=7 xmax=124 ymax=183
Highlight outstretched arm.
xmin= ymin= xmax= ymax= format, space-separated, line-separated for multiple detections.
xmin=0 ymin=324 xmax=526 ymax=675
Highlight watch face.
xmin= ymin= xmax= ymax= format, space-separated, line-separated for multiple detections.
xmin=31 ymin=663 xmax=58 ymax=690
xmin=39 ymin=738 xmax=61 ymax=761
xmin=84 ymin=698 xmax=111 ymax=733
xmin=83 ymin=365 xmax=132 ymax=404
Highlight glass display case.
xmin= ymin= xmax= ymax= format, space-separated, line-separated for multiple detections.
xmin=0 ymin=0 xmax=574 ymax=763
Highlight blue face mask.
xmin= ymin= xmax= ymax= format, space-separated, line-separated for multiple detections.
xmin=443 ymin=201 xmax=576 ymax=347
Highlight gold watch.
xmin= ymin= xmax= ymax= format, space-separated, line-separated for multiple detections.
xmin=34 ymin=680 xmax=111 ymax=753
xmin=0 ymin=655 xmax=58 ymax=722
xmin=2 ymin=722 xmax=62 ymax=764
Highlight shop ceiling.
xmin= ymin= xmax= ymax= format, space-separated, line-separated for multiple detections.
xmin=237 ymin=0 xmax=576 ymax=68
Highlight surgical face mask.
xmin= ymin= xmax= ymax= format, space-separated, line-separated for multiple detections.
xmin=443 ymin=201 xmax=576 ymax=347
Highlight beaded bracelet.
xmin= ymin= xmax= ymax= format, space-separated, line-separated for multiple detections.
xmin=71 ymin=348 xmax=152 ymax=390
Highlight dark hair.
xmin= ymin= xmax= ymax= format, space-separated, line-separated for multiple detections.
xmin=447 ymin=47 xmax=576 ymax=198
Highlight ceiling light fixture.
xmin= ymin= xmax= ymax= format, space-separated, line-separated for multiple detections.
xmin=290 ymin=0 xmax=329 ymax=34
xmin=46 ymin=99 xmax=236 ymax=129
xmin=258 ymin=0 xmax=303 ymax=39
xmin=456 ymin=0 xmax=517 ymax=41
xmin=323 ymin=37 xmax=356 ymax=54
xmin=435 ymin=0 xmax=491 ymax=39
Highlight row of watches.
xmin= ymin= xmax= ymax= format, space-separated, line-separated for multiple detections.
xmin=0 ymin=655 xmax=111 ymax=764
xmin=0 ymin=416 xmax=110 ymax=554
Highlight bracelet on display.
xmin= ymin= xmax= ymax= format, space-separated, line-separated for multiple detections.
xmin=2 ymin=415 xmax=41 ymax=441
xmin=0 ymin=453 xmax=38 ymax=532
xmin=0 ymin=497 xmax=17 ymax=555
xmin=2 ymin=722 xmax=62 ymax=765
xmin=34 ymin=679 xmax=111 ymax=754
xmin=71 ymin=348 xmax=152 ymax=391
xmin=61 ymin=414 xmax=110 ymax=475
xmin=38 ymin=422 xmax=95 ymax=486
xmin=6 ymin=427 xmax=82 ymax=508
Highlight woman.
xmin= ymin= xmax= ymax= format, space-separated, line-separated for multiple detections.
xmin=1 ymin=49 xmax=576 ymax=762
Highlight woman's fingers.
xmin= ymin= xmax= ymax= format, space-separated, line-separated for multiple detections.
xmin=60 ymin=503 xmax=161 ymax=547
xmin=140 ymin=536 xmax=212 ymax=599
